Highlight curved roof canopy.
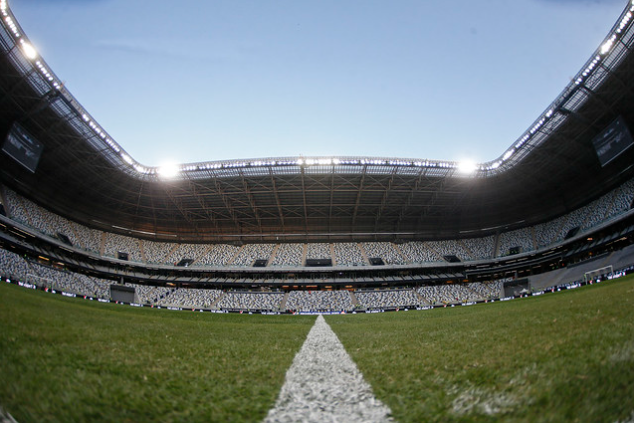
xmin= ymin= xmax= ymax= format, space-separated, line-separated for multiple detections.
xmin=1 ymin=0 xmax=634 ymax=243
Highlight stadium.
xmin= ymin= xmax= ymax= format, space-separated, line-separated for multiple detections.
xmin=1 ymin=0 xmax=634 ymax=421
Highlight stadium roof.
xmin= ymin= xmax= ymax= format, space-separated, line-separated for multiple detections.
xmin=1 ymin=0 xmax=634 ymax=243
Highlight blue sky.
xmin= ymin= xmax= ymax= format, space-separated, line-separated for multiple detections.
xmin=11 ymin=0 xmax=627 ymax=167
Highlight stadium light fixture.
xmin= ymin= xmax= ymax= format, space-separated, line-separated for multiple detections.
xmin=4 ymin=16 xmax=19 ymax=37
xmin=502 ymin=149 xmax=515 ymax=161
xmin=457 ymin=160 xmax=477 ymax=175
xmin=3 ymin=0 xmax=633 ymax=184
xmin=600 ymin=35 xmax=616 ymax=55
xmin=158 ymin=163 xmax=180 ymax=179
xmin=120 ymin=154 xmax=133 ymax=166
xmin=21 ymin=41 xmax=37 ymax=60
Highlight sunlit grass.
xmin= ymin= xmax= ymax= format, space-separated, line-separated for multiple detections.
xmin=2 ymin=277 xmax=633 ymax=422
xmin=328 ymin=276 xmax=634 ymax=422
xmin=0 ymin=283 xmax=314 ymax=422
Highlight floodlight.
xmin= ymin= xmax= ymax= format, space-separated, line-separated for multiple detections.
xmin=158 ymin=163 xmax=179 ymax=179
xmin=457 ymin=160 xmax=477 ymax=175
xmin=21 ymin=41 xmax=37 ymax=60
xmin=121 ymin=153 xmax=133 ymax=165
xmin=600 ymin=37 xmax=615 ymax=55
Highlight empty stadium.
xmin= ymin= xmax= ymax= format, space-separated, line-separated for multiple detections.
xmin=1 ymin=0 xmax=634 ymax=421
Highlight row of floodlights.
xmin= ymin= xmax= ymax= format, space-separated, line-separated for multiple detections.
xmin=1 ymin=0 xmax=58 ymax=92
xmin=484 ymin=0 xmax=634 ymax=172
xmin=2 ymin=0 xmax=634 ymax=179
xmin=156 ymin=157 xmax=481 ymax=179
xmin=0 ymin=0 xmax=481 ymax=179
xmin=0 ymin=0 xmax=153 ymax=175
xmin=79 ymin=113 xmax=153 ymax=174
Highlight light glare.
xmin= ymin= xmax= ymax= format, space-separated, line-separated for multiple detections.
xmin=158 ymin=163 xmax=179 ymax=178
xmin=457 ymin=160 xmax=477 ymax=174
xmin=21 ymin=42 xmax=37 ymax=59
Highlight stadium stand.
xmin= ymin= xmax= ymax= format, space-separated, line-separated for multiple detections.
xmin=286 ymin=291 xmax=354 ymax=313
xmin=3 ymin=239 xmax=634 ymax=312
xmin=216 ymin=291 xmax=284 ymax=312
xmin=461 ymin=236 xmax=496 ymax=260
xmin=333 ymin=243 xmax=367 ymax=266
xmin=416 ymin=281 xmax=503 ymax=306
xmin=143 ymin=240 xmax=178 ymax=265
xmin=3 ymin=176 xmax=634 ymax=275
xmin=269 ymin=243 xmax=304 ymax=267
xmin=196 ymin=244 xmax=240 ymax=266
xmin=498 ymin=228 xmax=535 ymax=257
xmin=155 ymin=287 xmax=222 ymax=309
xmin=2 ymin=171 xmax=634 ymax=312
xmin=355 ymin=289 xmax=420 ymax=309
xmin=361 ymin=242 xmax=407 ymax=265
xmin=0 ymin=248 xmax=29 ymax=280
xmin=103 ymin=233 xmax=142 ymax=262
xmin=399 ymin=241 xmax=442 ymax=263
xmin=232 ymin=243 xmax=276 ymax=267
xmin=306 ymin=243 xmax=332 ymax=261
xmin=3 ymin=0 xmax=634 ymax=314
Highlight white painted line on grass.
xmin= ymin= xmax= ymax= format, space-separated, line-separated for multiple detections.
xmin=264 ymin=315 xmax=393 ymax=423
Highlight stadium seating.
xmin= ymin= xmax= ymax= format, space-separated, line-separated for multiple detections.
xmin=306 ymin=243 xmax=331 ymax=261
xmin=269 ymin=243 xmax=304 ymax=267
xmin=361 ymin=242 xmax=407 ymax=265
xmin=103 ymin=233 xmax=143 ymax=262
xmin=333 ymin=243 xmax=367 ymax=266
xmin=4 ymin=177 xmax=634 ymax=269
xmin=461 ymin=236 xmax=496 ymax=260
xmin=232 ymin=243 xmax=276 ymax=267
xmin=143 ymin=240 xmax=178 ymax=265
xmin=1 ymin=174 xmax=634 ymax=315
xmin=2 ymin=244 xmax=630 ymax=312
xmin=355 ymin=289 xmax=420 ymax=309
xmin=216 ymin=291 xmax=284 ymax=311
xmin=285 ymin=291 xmax=354 ymax=312
xmin=497 ymin=228 xmax=535 ymax=257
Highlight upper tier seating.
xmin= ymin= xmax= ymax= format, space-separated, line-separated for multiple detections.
xmin=2 ymin=175 xmax=633 ymax=269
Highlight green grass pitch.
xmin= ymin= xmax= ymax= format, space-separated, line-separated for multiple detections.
xmin=1 ymin=276 xmax=633 ymax=422
xmin=0 ymin=284 xmax=315 ymax=422
xmin=329 ymin=278 xmax=634 ymax=422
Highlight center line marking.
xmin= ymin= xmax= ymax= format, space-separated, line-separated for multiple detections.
xmin=264 ymin=315 xmax=393 ymax=422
